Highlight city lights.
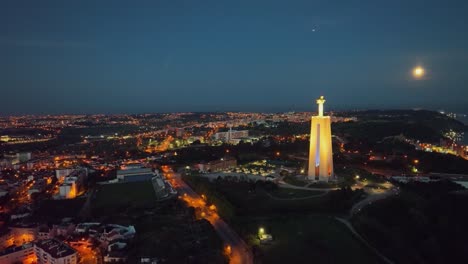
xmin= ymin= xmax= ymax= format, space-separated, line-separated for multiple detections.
xmin=1 ymin=2 xmax=467 ymax=264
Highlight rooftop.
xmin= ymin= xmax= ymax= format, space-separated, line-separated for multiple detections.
xmin=117 ymin=167 xmax=153 ymax=176
xmin=0 ymin=243 xmax=33 ymax=257
xmin=35 ymin=239 xmax=76 ymax=258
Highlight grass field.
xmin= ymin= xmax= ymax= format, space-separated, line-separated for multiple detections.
xmin=216 ymin=183 xmax=331 ymax=215
xmin=93 ymin=181 xmax=156 ymax=216
xmin=234 ymin=214 xmax=378 ymax=264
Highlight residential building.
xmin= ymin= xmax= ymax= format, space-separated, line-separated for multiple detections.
xmin=35 ymin=239 xmax=78 ymax=264
xmin=0 ymin=243 xmax=36 ymax=264
xmin=57 ymin=168 xmax=87 ymax=199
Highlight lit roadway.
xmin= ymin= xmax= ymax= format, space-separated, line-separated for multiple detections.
xmin=165 ymin=172 xmax=253 ymax=264
xmin=69 ymin=241 xmax=100 ymax=264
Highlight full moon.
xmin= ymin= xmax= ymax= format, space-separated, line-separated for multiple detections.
xmin=413 ymin=66 xmax=425 ymax=78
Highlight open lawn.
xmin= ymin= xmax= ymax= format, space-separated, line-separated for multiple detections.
xmin=93 ymin=181 xmax=156 ymax=216
xmin=214 ymin=182 xmax=358 ymax=216
xmin=217 ymin=184 xmax=327 ymax=215
xmin=234 ymin=215 xmax=378 ymax=264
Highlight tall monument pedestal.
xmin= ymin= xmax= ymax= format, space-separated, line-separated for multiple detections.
xmin=307 ymin=96 xmax=334 ymax=181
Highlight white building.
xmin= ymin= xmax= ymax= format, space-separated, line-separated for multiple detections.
xmin=59 ymin=184 xmax=74 ymax=199
xmin=75 ymin=223 xmax=100 ymax=234
xmin=214 ymin=129 xmax=249 ymax=143
xmin=57 ymin=168 xmax=87 ymax=199
xmin=35 ymin=239 xmax=78 ymax=264
xmin=55 ymin=168 xmax=75 ymax=181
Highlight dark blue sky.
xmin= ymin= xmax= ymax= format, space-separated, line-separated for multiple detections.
xmin=1 ymin=0 xmax=468 ymax=114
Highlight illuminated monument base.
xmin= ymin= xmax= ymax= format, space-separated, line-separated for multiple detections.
xmin=307 ymin=97 xmax=334 ymax=181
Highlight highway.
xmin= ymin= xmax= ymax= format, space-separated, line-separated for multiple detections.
xmin=166 ymin=172 xmax=253 ymax=264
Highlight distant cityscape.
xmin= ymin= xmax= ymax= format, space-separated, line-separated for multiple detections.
xmin=1 ymin=99 xmax=468 ymax=263
xmin=3 ymin=0 xmax=468 ymax=263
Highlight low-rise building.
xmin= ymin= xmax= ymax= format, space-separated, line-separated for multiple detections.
xmin=75 ymin=223 xmax=100 ymax=234
xmin=104 ymin=251 xmax=128 ymax=263
xmin=101 ymin=224 xmax=136 ymax=243
xmin=198 ymin=158 xmax=237 ymax=173
xmin=117 ymin=167 xmax=154 ymax=182
xmin=0 ymin=243 xmax=36 ymax=264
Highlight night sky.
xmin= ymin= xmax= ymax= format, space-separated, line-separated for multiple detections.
xmin=1 ymin=0 xmax=468 ymax=115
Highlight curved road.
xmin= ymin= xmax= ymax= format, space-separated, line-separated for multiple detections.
xmin=168 ymin=172 xmax=253 ymax=264
xmin=350 ymin=187 xmax=399 ymax=216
